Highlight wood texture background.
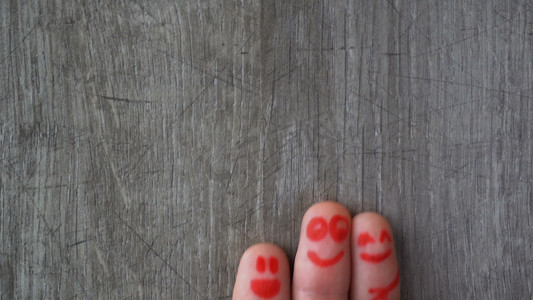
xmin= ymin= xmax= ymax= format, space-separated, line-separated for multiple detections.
xmin=1 ymin=0 xmax=532 ymax=299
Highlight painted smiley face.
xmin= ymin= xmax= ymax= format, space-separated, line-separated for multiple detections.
xmin=357 ymin=229 xmax=393 ymax=263
xmin=306 ymin=215 xmax=350 ymax=267
xmin=250 ymin=256 xmax=281 ymax=298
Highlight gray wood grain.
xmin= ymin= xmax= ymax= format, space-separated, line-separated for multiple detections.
xmin=1 ymin=0 xmax=532 ymax=299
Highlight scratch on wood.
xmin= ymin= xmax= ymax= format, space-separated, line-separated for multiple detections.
xmin=98 ymin=95 xmax=154 ymax=104
xmin=112 ymin=212 xmax=206 ymax=299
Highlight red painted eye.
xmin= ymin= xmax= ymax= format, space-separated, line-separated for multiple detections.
xmin=329 ymin=215 xmax=349 ymax=242
xmin=256 ymin=256 xmax=266 ymax=273
xmin=379 ymin=229 xmax=392 ymax=243
xmin=306 ymin=217 xmax=328 ymax=241
xmin=269 ymin=257 xmax=278 ymax=273
xmin=357 ymin=232 xmax=375 ymax=246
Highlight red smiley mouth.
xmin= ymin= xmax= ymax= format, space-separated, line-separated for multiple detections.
xmin=307 ymin=250 xmax=344 ymax=267
xmin=250 ymin=279 xmax=281 ymax=298
xmin=360 ymin=249 xmax=391 ymax=263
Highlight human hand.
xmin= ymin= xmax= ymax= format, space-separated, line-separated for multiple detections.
xmin=233 ymin=202 xmax=400 ymax=300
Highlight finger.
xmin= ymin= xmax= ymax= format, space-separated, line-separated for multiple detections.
xmin=293 ymin=202 xmax=351 ymax=300
xmin=233 ymin=243 xmax=290 ymax=300
xmin=350 ymin=212 xmax=400 ymax=300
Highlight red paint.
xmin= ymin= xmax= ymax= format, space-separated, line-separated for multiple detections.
xmin=358 ymin=230 xmax=393 ymax=263
xmin=306 ymin=217 xmax=328 ymax=241
xmin=256 ymin=256 xmax=266 ymax=273
xmin=251 ymin=256 xmax=281 ymax=298
xmin=269 ymin=257 xmax=278 ymax=273
xmin=305 ymin=215 xmax=349 ymax=267
xmin=379 ymin=230 xmax=392 ymax=243
xmin=368 ymin=271 xmax=400 ymax=300
xmin=251 ymin=279 xmax=281 ymax=299
xmin=307 ymin=250 xmax=344 ymax=267
xmin=329 ymin=215 xmax=349 ymax=242
xmin=360 ymin=249 xmax=392 ymax=263
xmin=357 ymin=232 xmax=376 ymax=246
xmin=306 ymin=215 xmax=350 ymax=243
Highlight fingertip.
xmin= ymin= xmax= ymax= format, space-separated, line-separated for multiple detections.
xmin=233 ymin=244 xmax=290 ymax=300
xmin=293 ymin=201 xmax=351 ymax=299
xmin=352 ymin=212 xmax=393 ymax=233
xmin=351 ymin=212 xmax=400 ymax=300
xmin=303 ymin=201 xmax=351 ymax=219
xmin=239 ymin=243 xmax=288 ymax=264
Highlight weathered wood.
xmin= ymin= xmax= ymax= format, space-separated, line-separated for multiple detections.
xmin=1 ymin=0 xmax=532 ymax=299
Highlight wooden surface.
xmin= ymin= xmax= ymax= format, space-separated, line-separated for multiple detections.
xmin=1 ymin=0 xmax=532 ymax=299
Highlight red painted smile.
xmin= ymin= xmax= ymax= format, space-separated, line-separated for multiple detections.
xmin=307 ymin=250 xmax=344 ymax=267
xmin=360 ymin=249 xmax=392 ymax=263
xmin=250 ymin=279 xmax=281 ymax=298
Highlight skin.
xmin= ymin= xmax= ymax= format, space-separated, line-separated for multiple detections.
xmin=233 ymin=202 xmax=400 ymax=300
xmin=233 ymin=244 xmax=291 ymax=300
